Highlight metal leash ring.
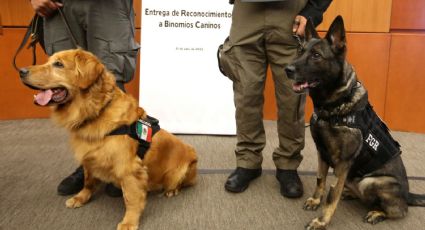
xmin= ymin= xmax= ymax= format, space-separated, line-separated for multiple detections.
xmin=293 ymin=34 xmax=305 ymax=55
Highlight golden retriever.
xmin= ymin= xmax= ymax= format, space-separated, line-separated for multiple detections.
xmin=19 ymin=49 xmax=198 ymax=230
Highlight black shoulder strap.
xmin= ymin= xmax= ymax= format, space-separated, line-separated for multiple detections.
xmin=109 ymin=125 xmax=131 ymax=136
xmin=108 ymin=116 xmax=161 ymax=159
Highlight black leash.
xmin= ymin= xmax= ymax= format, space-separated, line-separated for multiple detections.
xmin=293 ymin=34 xmax=305 ymax=55
xmin=13 ymin=3 xmax=80 ymax=72
xmin=57 ymin=7 xmax=80 ymax=49
xmin=12 ymin=14 xmax=43 ymax=72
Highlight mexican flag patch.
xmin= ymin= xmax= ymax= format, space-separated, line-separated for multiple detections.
xmin=136 ymin=120 xmax=152 ymax=142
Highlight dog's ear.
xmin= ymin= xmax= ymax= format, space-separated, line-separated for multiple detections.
xmin=325 ymin=15 xmax=346 ymax=54
xmin=305 ymin=18 xmax=320 ymax=41
xmin=74 ymin=50 xmax=104 ymax=89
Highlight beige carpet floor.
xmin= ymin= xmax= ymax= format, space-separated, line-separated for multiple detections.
xmin=1 ymin=119 xmax=424 ymax=230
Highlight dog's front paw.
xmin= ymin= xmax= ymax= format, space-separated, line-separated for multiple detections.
xmin=117 ymin=222 xmax=138 ymax=230
xmin=165 ymin=189 xmax=180 ymax=198
xmin=303 ymin=197 xmax=321 ymax=211
xmin=65 ymin=197 xmax=84 ymax=208
xmin=364 ymin=211 xmax=386 ymax=225
xmin=305 ymin=217 xmax=327 ymax=230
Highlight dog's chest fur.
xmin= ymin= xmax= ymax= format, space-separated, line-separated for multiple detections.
xmin=311 ymin=118 xmax=363 ymax=169
xmin=309 ymin=77 xmax=367 ymax=168
xmin=70 ymin=134 xmax=140 ymax=183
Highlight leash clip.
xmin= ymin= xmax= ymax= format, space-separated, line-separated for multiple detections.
xmin=293 ymin=34 xmax=305 ymax=55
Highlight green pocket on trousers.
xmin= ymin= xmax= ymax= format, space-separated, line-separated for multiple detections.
xmin=217 ymin=37 xmax=240 ymax=82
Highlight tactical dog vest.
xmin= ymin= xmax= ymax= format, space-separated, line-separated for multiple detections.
xmin=312 ymin=103 xmax=401 ymax=177
xmin=108 ymin=116 xmax=160 ymax=159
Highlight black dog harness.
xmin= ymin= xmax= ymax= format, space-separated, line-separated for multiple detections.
xmin=108 ymin=116 xmax=160 ymax=159
xmin=312 ymin=103 xmax=401 ymax=177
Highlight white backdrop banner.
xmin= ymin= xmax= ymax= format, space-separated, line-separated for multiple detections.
xmin=139 ymin=0 xmax=236 ymax=135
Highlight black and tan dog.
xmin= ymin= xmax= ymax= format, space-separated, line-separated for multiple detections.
xmin=285 ymin=16 xmax=425 ymax=229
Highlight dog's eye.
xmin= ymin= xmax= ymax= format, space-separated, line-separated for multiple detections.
xmin=53 ymin=61 xmax=64 ymax=68
xmin=312 ymin=52 xmax=322 ymax=59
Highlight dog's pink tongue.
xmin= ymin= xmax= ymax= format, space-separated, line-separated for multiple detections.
xmin=34 ymin=89 xmax=53 ymax=106
xmin=293 ymin=82 xmax=309 ymax=91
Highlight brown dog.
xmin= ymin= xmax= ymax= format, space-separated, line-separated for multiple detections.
xmin=19 ymin=49 xmax=198 ymax=230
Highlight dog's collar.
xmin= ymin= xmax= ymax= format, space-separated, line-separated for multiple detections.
xmin=312 ymin=105 xmax=362 ymax=127
xmin=313 ymin=81 xmax=366 ymax=120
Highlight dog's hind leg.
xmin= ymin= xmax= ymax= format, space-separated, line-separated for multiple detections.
xmin=66 ymin=167 xmax=99 ymax=208
xmin=360 ymin=177 xmax=408 ymax=224
xmin=163 ymin=161 xmax=197 ymax=198
xmin=118 ymin=167 xmax=148 ymax=230
xmin=182 ymin=160 xmax=198 ymax=187
xmin=363 ymin=197 xmax=407 ymax=224
xmin=304 ymin=156 xmax=329 ymax=211
xmin=306 ymin=163 xmax=350 ymax=230
xmin=163 ymin=165 xmax=187 ymax=197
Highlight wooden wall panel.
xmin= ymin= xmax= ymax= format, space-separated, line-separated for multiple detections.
xmin=345 ymin=33 xmax=391 ymax=117
xmin=0 ymin=0 xmax=142 ymax=28
xmin=134 ymin=0 xmax=141 ymax=28
xmin=0 ymin=28 xmax=50 ymax=119
xmin=0 ymin=28 xmax=141 ymax=120
xmin=317 ymin=0 xmax=353 ymax=32
xmin=127 ymin=29 xmax=141 ymax=99
xmin=391 ymin=0 xmax=425 ymax=30
xmin=350 ymin=0 xmax=392 ymax=32
xmin=317 ymin=0 xmax=392 ymax=32
xmin=263 ymin=68 xmax=277 ymax=120
xmin=385 ymin=33 xmax=425 ymax=133
xmin=263 ymin=33 xmax=390 ymax=122
xmin=0 ymin=15 xmax=3 ymax=35
xmin=0 ymin=0 xmax=34 ymax=26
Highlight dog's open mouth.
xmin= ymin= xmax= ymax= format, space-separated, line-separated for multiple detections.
xmin=292 ymin=81 xmax=320 ymax=93
xmin=34 ymin=88 xmax=68 ymax=106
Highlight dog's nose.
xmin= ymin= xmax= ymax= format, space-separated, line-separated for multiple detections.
xmin=285 ymin=65 xmax=296 ymax=78
xmin=19 ymin=68 xmax=29 ymax=78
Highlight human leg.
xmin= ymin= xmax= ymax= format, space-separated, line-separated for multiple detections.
xmin=224 ymin=1 xmax=268 ymax=193
xmin=86 ymin=0 xmax=140 ymax=92
xmin=265 ymin=0 xmax=307 ymax=198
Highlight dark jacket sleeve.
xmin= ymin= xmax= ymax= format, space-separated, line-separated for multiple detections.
xmin=299 ymin=0 xmax=332 ymax=26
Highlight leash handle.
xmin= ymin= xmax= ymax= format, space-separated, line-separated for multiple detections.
xmin=12 ymin=14 xmax=40 ymax=72
xmin=12 ymin=2 xmax=80 ymax=72
xmin=57 ymin=7 xmax=81 ymax=49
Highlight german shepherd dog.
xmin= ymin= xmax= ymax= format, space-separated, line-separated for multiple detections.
xmin=285 ymin=16 xmax=425 ymax=229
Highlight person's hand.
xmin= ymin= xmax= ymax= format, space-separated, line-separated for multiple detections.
xmin=30 ymin=0 xmax=63 ymax=18
xmin=292 ymin=15 xmax=307 ymax=37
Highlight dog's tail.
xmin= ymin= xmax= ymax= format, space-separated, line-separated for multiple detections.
xmin=407 ymin=192 xmax=425 ymax=206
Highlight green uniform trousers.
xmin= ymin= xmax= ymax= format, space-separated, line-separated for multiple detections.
xmin=226 ymin=0 xmax=307 ymax=170
xmin=43 ymin=0 xmax=140 ymax=89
